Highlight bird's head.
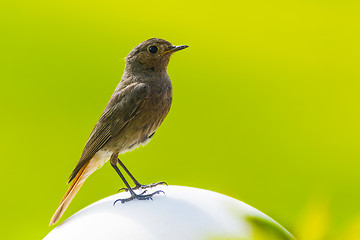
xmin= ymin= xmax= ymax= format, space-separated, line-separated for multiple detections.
xmin=125 ymin=38 xmax=188 ymax=72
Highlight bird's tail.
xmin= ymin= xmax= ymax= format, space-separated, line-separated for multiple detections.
xmin=49 ymin=161 xmax=90 ymax=225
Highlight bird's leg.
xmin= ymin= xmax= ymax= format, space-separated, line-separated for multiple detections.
xmin=117 ymin=158 xmax=167 ymax=192
xmin=111 ymin=160 xmax=164 ymax=205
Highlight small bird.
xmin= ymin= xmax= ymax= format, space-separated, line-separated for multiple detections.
xmin=50 ymin=38 xmax=188 ymax=225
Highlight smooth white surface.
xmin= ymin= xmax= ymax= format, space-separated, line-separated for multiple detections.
xmin=44 ymin=185 xmax=293 ymax=240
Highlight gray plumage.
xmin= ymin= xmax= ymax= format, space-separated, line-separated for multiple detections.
xmin=50 ymin=38 xmax=188 ymax=225
xmin=70 ymin=38 xmax=178 ymax=181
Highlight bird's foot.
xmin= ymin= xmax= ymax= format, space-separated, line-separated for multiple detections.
xmin=113 ymin=190 xmax=165 ymax=205
xmin=118 ymin=181 xmax=167 ymax=193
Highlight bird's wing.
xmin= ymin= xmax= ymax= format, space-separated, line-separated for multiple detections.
xmin=68 ymin=82 xmax=150 ymax=183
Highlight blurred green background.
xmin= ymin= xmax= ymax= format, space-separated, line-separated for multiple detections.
xmin=1 ymin=0 xmax=359 ymax=239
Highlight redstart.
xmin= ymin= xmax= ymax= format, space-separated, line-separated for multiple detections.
xmin=50 ymin=38 xmax=188 ymax=225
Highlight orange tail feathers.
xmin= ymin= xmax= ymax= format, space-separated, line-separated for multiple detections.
xmin=50 ymin=161 xmax=90 ymax=225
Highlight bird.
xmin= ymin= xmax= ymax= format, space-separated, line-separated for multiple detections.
xmin=50 ymin=38 xmax=188 ymax=225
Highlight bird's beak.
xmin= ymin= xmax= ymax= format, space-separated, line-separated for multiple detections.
xmin=162 ymin=45 xmax=188 ymax=55
xmin=170 ymin=45 xmax=189 ymax=52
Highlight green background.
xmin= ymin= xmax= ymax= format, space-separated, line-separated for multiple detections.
xmin=1 ymin=0 xmax=359 ymax=239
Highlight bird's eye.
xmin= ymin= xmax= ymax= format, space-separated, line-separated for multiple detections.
xmin=148 ymin=46 xmax=158 ymax=54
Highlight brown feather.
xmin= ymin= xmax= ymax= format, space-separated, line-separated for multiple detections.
xmin=50 ymin=161 xmax=90 ymax=225
xmin=68 ymin=82 xmax=149 ymax=183
xmin=50 ymin=38 xmax=185 ymax=225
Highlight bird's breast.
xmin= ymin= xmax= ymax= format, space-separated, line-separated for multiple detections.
xmin=110 ymin=78 xmax=172 ymax=154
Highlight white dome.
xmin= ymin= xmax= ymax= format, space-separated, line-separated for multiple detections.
xmin=44 ymin=185 xmax=294 ymax=240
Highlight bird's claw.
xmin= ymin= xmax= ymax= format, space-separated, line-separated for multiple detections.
xmin=117 ymin=181 xmax=167 ymax=193
xmin=117 ymin=187 xmax=128 ymax=193
xmin=113 ymin=190 xmax=165 ymax=206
